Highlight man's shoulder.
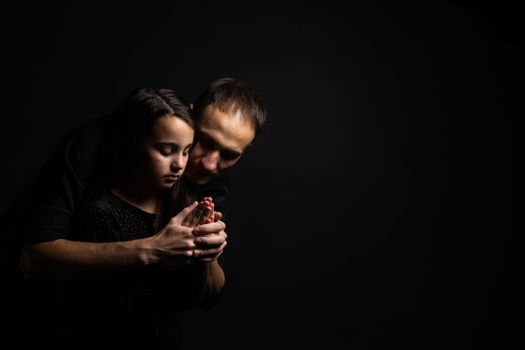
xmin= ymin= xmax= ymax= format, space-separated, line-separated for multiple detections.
xmin=31 ymin=114 xmax=114 ymax=193
xmin=66 ymin=114 xmax=114 ymax=155
xmin=56 ymin=114 xmax=115 ymax=174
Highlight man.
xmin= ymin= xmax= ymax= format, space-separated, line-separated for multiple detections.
xmin=6 ymin=77 xmax=266 ymax=348
xmin=19 ymin=77 xmax=266 ymax=278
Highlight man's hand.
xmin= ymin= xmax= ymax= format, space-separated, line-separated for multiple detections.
xmin=192 ymin=221 xmax=227 ymax=262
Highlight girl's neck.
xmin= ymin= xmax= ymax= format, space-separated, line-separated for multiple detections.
xmin=111 ymin=180 xmax=161 ymax=214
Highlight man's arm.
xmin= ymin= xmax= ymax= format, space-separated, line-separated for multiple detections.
xmin=193 ymin=221 xmax=228 ymax=308
xmin=185 ymin=198 xmax=227 ymax=298
xmin=20 ymin=202 xmax=227 ymax=280
xmin=198 ymin=259 xmax=226 ymax=310
xmin=20 ymin=239 xmax=147 ymax=280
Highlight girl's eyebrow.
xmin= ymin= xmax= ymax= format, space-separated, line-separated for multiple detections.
xmin=155 ymin=141 xmax=193 ymax=149
xmin=155 ymin=141 xmax=179 ymax=146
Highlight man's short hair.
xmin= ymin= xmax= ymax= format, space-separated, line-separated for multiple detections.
xmin=193 ymin=78 xmax=267 ymax=138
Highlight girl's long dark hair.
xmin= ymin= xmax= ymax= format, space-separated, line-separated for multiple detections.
xmin=157 ymin=176 xmax=193 ymax=231
xmin=99 ymin=88 xmax=194 ymax=231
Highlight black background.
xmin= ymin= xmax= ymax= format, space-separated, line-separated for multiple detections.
xmin=1 ymin=1 xmax=520 ymax=349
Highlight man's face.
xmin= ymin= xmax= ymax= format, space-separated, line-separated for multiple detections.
xmin=185 ymin=104 xmax=255 ymax=185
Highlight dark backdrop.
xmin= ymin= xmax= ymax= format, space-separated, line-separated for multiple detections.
xmin=1 ymin=1 xmax=520 ymax=349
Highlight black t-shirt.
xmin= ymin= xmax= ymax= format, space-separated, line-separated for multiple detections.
xmin=0 ymin=115 xmax=115 ymax=347
xmin=25 ymin=114 xmax=114 ymax=243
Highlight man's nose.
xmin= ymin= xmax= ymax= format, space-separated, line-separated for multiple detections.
xmin=201 ymin=151 xmax=220 ymax=172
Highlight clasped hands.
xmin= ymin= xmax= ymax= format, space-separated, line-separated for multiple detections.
xmin=150 ymin=197 xmax=227 ymax=267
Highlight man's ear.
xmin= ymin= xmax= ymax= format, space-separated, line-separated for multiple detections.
xmin=189 ymin=103 xmax=194 ymax=110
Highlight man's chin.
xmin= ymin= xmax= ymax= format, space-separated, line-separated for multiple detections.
xmin=184 ymin=172 xmax=214 ymax=185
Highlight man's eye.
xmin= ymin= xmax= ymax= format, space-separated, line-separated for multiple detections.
xmin=199 ymin=138 xmax=214 ymax=149
xmin=222 ymin=151 xmax=240 ymax=161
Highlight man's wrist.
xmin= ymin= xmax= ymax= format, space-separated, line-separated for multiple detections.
xmin=122 ymin=237 xmax=154 ymax=267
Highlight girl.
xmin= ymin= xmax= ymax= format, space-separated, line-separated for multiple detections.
xmin=68 ymin=88 xmax=220 ymax=349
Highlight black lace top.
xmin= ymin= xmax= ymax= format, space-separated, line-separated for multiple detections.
xmin=66 ymin=192 xmax=208 ymax=347
xmin=83 ymin=191 xmax=157 ymax=242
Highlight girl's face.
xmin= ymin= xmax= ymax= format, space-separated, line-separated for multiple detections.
xmin=137 ymin=115 xmax=194 ymax=191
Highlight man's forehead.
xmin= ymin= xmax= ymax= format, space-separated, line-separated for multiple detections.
xmin=200 ymin=104 xmax=244 ymax=124
xmin=198 ymin=105 xmax=255 ymax=151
